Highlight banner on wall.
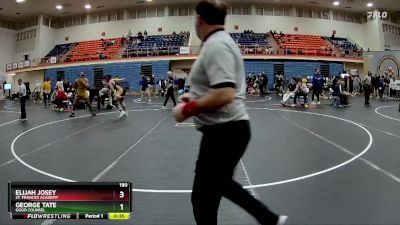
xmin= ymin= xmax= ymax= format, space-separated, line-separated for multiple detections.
xmin=364 ymin=51 xmax=400 ymax=77
xmin=24 ymin=60 xmax=30 ymax=68
xmin=50 ymin=57 xmax=57 ymax=64
xmin=179 ymin=47 xmax=190 ymax=55
xmin=18 ymin=61 xmax=24 ymax=69
xmin=6 ymin=64 xmax=12 ymax=71
xmin=12 ymin=63 xmax=17 ymax=70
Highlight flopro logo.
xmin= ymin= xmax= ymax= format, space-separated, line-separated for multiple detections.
xmin=367 ymin=11 xmax=388 ymax=19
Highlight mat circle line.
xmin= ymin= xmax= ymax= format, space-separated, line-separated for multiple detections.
xmin=11 ymin=107 xmax=372 ymax=193
xmin=375 ymin=105 xmax=400 ymax=122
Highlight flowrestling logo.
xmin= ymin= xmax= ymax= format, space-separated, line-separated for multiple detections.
xmin=367 ymin=11 xmax=388 ymax=19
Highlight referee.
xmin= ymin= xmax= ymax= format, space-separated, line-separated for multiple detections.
xmin=17 ymin=79 xmax=27 ymax=121
xmin=173 ymin=1 xmax=287 ymax=224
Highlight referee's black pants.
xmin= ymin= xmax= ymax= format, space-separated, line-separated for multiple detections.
xmin=20 ymin=96 xmax=27 ymax=119
xmin=192 ymin=120 xmax=278 ymax=225
xmin=163 ymin=90 xmax=176 ymax=106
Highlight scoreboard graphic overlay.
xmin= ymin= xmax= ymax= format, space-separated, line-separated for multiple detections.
xmin=8 ymin=182 xmax=132 ymax=220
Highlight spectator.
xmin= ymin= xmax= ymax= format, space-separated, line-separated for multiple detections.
xmin=396 ymin=76 xmax=400 ymax=100
xmin=311 ymin=68 xmax=324 ymax=105
xmin=378 ymin=76 xmax=385 ymax=100
xmin=293 ymin=78 xmax=309 ymax=107
xmin=43 ymin=78 xmax=52 ymax=106
xmin=56 ymin=77 xmax=64 ymax=91
xmin=53 ymin=89 xmax=68 ymax=110
xmin=333 ymin=77 xmax=351 ymax=107
xmin=389 ymin=75 xmax=397 ymax=99
xmin=363 ymin=72 xmax=372 ymax=105
xmin=353 ymin=75 xmax=361 ymax=95
xmin=144 ymin=30 xmax=148 ymax=41
xmin=139 ymin=74 xmax=150 ymax=103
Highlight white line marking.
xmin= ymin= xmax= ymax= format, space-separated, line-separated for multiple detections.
xmin=354 ymin=122 xmax=400 ymax=139
xmin=0 ymin=110 xmax=19 ymax=113
xmin=375 ymin=105 xmax=400 ymax=122
xmin=1 ymin=121 xmax=104 ymax=168
xmin=240 ymin=160 xmax=259 ymax=198
xmin=0 ymin=119 xmax=19 ymax=128
xmin=175 ymin=122 xmax=196 ymax=127
xmin=13 ymin=107 xmax=373 ymax=194
xmin=244 ymin=96 xmax=272 ymax=103
xmin=11 ymin=108 xmax=168 ymax=183
xmin=283 ymin=116 xmax=400 ymax=184
xmin=133 ymin=98 xmax=163 ymax=105
xmin=92 ymin=115 xmax=168 ymax=182
xmin=41 ymin=114 xmax=169 ymax=225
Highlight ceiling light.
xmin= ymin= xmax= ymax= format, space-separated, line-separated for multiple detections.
xmin=16 ymin=0 xmax=25 ymax=3
xmin=84 ymin=4 xmax=91 ymax=9
xmin=367 ymin=2 xmax=373 ymax=7
xmin=146 ymin=0 xmax=152 ymax=1
xmin=333 ymin=1 xmax=340 ymax=6
xmin=56 ymin=5 xmax=63 ymax=10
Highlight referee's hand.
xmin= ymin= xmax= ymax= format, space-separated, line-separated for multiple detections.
xmin=173 ymin=103 xmax=186 ymax=123
xmin=179 ymin=93 xmax=191 ymax=103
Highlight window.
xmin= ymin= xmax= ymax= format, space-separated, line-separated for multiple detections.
xmin=346 ymin=14 xmax=354 ymax=23
xmin=264 ymin=6 xmax=273 ymax=16
xmin=99 ymin=12 xmax=108 ymax=22
xmin=65 ymin=17 xmax=72 ymax=27
xmin=242 ymin=5 xmax=250 ymax=15
xmin=42 ymin=17 xmax=50 ymax=26
xmin=312 ymin=10 xmax=321 ymax=19
xmin=117 ymin=11 xmax=123 ymax=20
xmin=128 ymin=9 xmax=137 ymax=19
xmin=338 ymin=13 xmax=345 ymax=21
xmin=73 ymin=17 xmax=81 ymax=26
xmin=137 ymin=8 xmax=146 ymax=18
xmin=171 ymin=8 xmax=179 ymax=16
xmin=190 ymin=7 xmax=196 ymax=15
xmin=297 ymin=8 xmax=303 ymax=17
xmin=303 ymin=9 xmax=311 ymax=18
xmin=90 ymin=14 xmax=99 ymax=23
xmin=232 ymin=5 xmax=242 ymax=15
xmin=256 ymin=7 xmax=263 ymax=15
xmin=274 ymin=7 xmax=283 ymax=16
xmin=81 ymin=16 xmax=87 ymax=24
xmin=157 ymin=7 xmax=164 ymax=17
xmin=179 ymin=7 xmax=188 ymax=16
xmin=322 ymin=10 xmax=330 ymax=20
xmin=333 ymin=11 xmax=338 ymax=20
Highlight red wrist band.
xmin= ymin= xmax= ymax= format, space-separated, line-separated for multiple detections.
xmin=182 ymin=101 xmax=200 ymax=118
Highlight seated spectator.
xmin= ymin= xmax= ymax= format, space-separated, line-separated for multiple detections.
xmin=53 ymin=89 xmax=69 ymax=110
xmin=333 ymin=77 xmax=351 ymax=106
xmin=293 ymin=78 xmax=309 ymax=107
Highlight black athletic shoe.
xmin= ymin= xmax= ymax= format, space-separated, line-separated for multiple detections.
xmin=91 ymin=113 xmax=97 ymax=117
xmin=69 ymin=114 xmax=75 ymax=118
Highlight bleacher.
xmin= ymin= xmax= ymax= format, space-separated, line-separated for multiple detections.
xmin=230 ymin=32 xmax=269 ymax=46
xmin=274 ymin=34 xmax=334 ymax=56
xmin=123 ymin=34 xmax=187 ymax=58
xmin=45 ymin=43 xmax=76 ymax=58
xmin=65 ymin=38 xmax=122 ymax=62
xmin=327 ymin=37 xmax=362 ymax=57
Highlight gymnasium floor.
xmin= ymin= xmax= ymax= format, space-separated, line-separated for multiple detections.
xmin=0 ymin=94 xmax=400 ymax=225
